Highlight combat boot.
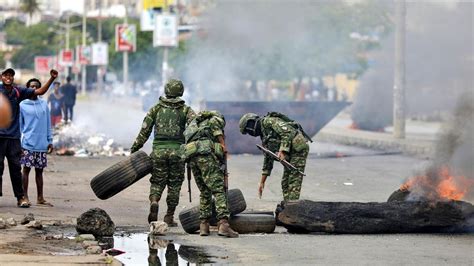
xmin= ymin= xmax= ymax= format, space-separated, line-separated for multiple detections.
xmin=200 ymin=220 xmax=210 ymax=236
xmin=163 ymin=207 xmax=177 ymax=227
xmin=217 ymin=219 xmax=239 ymax=238
xmin=148 ymin=196 xmax=159 ymax=224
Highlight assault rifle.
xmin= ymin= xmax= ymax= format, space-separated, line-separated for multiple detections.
xmin=256 ymin=144 xmax=306 ymax=176
xmin=186 ymin=164 xmax=192 ymax=202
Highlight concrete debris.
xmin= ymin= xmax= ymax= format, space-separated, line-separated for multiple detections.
xmin=24 ymin=220 xmax=43 ymax=229
xmin=20 ymin=213 xmax=35 ymax=225
xmin=82 ymin=240 xmax=99 ymax=248
xmin=53 ymin=124 xmax=129 ymax=157
xmin=86 ymin=245 xmax=102 ymax=254
xmin=78 ymin=234 xmax=96 ymax=241
xmin=42 ymin=234 xmax=63 ymax=240
xmin=6 ymin=218 xmax=17 ymax=226
xmin=0 ymin=218 xmax=6 ymax=229
xmin=150 ymin=221 xmax=168 ymax=235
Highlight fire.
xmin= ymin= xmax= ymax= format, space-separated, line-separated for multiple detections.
xmin=400 ymin=166 xmax=472 ymax=201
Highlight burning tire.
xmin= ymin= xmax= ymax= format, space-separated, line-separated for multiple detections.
xmin=387 ymin=189 xmax=410 ymax=202
xmin=179 ymin=188 xmax=247 ymax=234
xmin=90 ymin=151 xmax=153 ymax=200
xmin=229 ymin=213 xmax=276 ymax=234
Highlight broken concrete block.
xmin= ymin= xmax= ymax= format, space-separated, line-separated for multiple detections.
xmin=24 ymin=220 xmax=43 ymax=229
xmin=149 ymin=221 xmax=168 ymax=235
xmin=86 ymin=245 xmax=102 ymax=254
xmin=21 ymin=213 xmax=35 ymax=225
xmin=76 ymin=208 xmax=115 ymax=236
xmin=0 ymin=218 xmax=6 ymax=229
xmin=82 ymin=240 xmax=99 ymax=249
xmin=42 ymin=234 xmax=63 ymax=240
xmin=78 ymin=234 xmax=96 ymax=241
xmin=6 ymin=218 xmax=17 ymax=226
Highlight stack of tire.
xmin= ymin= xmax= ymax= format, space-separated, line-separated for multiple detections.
xmin=179 ymin=189 xmax=276 ymax=234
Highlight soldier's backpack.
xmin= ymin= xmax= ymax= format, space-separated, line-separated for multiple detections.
xmin=266 ymin=112 xmax=313 ymax=143
xmin=154 ymin=104 xmax=191 ymax=142
xmin=183 ymin=111 xmax=226 ymax=160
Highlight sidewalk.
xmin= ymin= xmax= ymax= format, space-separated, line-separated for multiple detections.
xmin=315 ymin=113 xmax=441 ymax=158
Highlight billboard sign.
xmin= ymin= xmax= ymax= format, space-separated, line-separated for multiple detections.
xmin=34 ymin=56 xmax=54 ymax=74
xmin=153 ymin=14 xmax=178 ymax=47
xmin=91 ymin=42 xmax=108 ymax=65
xmin=77 ymin=45 xmax=91 ymax=65
xmin=115 ymin=24 xmax=137 ymax=52
xmin=59 ymin=49 xmax=74 ymax=66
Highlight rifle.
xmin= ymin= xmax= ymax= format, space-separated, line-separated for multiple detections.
xmin=186 ymin=163 xmax=192 ymax=202
xmin=256 ymin=144 xmax=306 ymax=176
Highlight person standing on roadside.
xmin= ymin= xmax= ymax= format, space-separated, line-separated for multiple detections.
xmin=0 ymin=68 xmax=58 ymax=207
xmin=20 ymin=78 xmax=54 ymax=206
xmin=59 ymin=77 xmax=77 ymax=124
xmin=48 ymin=81 xmax=63 ymax=127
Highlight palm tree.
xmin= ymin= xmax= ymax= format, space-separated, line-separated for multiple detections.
xmin=20 ymin=0 xmax=40 ymax=27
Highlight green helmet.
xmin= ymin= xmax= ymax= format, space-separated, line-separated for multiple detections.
xmin=239 ymin=113 xmax=259 ymax=135
xmin=164 ymin=79 xmax=184 ymax=97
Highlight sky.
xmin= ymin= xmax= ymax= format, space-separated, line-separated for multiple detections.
xmin=59 ymin=0 xmax=84 ymax=14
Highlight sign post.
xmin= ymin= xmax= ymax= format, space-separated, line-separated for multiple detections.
xmin=154 ymin=13 xmax=178 ymax=86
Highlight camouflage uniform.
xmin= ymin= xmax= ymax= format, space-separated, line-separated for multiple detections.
xmin=131 ymin=80 xmax=195 ymax=219
xmin=259 ymin=116 xmax=309 ymax=200
xmin=184 ymin=111 xmax=230 ymax=220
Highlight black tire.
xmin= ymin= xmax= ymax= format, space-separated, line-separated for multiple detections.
xmin=180 ymin=188 xmax=247 ymax=232
xmin=178 ymin=206 xmax=200 ymax=234
xmin=229 ymin=214 xmax=276 ymax=234
xmin=387 ymin=189 xmax=410 ymax=202
xmin=90 ymin=151 xmax=153 ymax=200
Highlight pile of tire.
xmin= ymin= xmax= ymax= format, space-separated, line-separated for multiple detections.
xmin=178 ymin=189 xmax=276 ymax=234
xmin=90 ymin=151 xmax=153 ymax=200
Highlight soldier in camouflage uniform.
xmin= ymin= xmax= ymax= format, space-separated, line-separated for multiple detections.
xmin=239 ymin=112 xmax=310 ymax=201
xmin=131 ymin=79 xmax=195 ymax=226
xmin=183 ymin=111 xmax=238 ymax=238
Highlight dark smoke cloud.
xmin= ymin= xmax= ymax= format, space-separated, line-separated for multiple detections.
xmin=352 ymin=1 xmax=473 ymax=129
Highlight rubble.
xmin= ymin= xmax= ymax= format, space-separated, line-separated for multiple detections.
xmin=24 ymin=220 xmax=43 ymax=229
xmin=0 ymin=218 xmax=6 ymax=229
xmin=53 ymin=124 xmax=130 ymax=157
xmin=20 ymin=213 xmax=35 ymax=225
xmin=77 ymin=234 xmax=96 ymax=241
xmin=86 ymin=245 xmax=102 ymax=254
xmin=82 ymin=240 xmax=99 ymax=248
xmin=150 ymin=221 xmax=168 ymax=235
xmin=76 ymin=208 xmax=115 ymax=236
xmin=42 ymin=234 xmax=63 ymax=240
xmin=6 ymin=218 xmax=16 ymax=227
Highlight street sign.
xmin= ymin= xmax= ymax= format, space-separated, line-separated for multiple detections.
xmin=77 ymin=45 xmax=91 ymax=65
xmin=115 ymin=24 xmax=137 ymax=52
xmin=153 ymin=14 xmax=178 ymax=47
xmin=34 ymin=56 xmax=54 ymax=74
xmin=59 ymin=49 xmax=74 ymax=66
xmin=140 ymin=9 xmax=159 ymax=31
xmin=91 ymin=42 xmax=108 ymax=65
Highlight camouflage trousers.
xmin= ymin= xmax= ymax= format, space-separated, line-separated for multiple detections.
xmin=149 ymin=147 xmax=185 ymax=212
xmin=282 ymin=145 xmax=309 ymax=201
xmin=190 ymin=154 xmax=230 ymax=220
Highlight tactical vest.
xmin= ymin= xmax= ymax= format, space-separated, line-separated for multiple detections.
xmin=183 ymin=112 xmax=225 ymax=160
xmin=265 ymin=112 xmax=313 ymax=142
xmin=154 ymin=105 xmax=190 ymax=143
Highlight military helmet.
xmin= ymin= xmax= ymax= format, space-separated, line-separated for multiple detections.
xmin=164 ymin=79 xmax=184 ymax=97
xmin=239 ymin=113 xmax=259 ymax=134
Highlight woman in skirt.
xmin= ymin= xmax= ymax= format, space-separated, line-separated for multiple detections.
xmin=19 ymin=78 xmax=53 ymax=206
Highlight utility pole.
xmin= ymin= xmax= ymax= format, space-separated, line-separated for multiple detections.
xmin=123 ymin=0 xmax=129 ymax=93
xmin=97 ymin=0 xmax=104 ymax=93
xmin=59 ymin=14 xmax=80 ymax=78
xmin=161 ymin=0 xmax=169 ymax=87
xmin=81 ymin=0 xmax=87 ymax=95
xmin=393 ymin=0 xmax=406 ymax=139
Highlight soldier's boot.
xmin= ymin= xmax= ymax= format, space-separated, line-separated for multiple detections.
xmin=163 ymin=207 xmax=177 ymax=227
xmin=148 ymin=196 xmax=160 ymax=224
xmin=217 ymin=219 xmax=239 ymax=238
xmin=199 ymin=220 xmax=210 ymax=236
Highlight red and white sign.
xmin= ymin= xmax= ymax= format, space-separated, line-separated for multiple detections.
xmin=59 ymin=49 xmax=74 ymax=66
xmin=34 ymin=56 xmax=54 ymax=74
xmin=116 ymin=24 xmax=137 ymax=52
xmin=76 ymin=45 xmax=91 ymax=65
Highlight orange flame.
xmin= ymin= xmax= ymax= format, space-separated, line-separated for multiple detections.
xmin=400 ymin=166 xmax=472 ymax=201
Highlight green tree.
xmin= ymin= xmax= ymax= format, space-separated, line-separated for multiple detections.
xmin=20 ymin=0 xmax=40 ymax=27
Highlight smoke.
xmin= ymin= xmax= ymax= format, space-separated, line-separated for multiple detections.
xmin=179 ymin=0 xmax=389 ymax=101
xmin=407 ymin=91 xmax=474 ymax=202
xmin=351 ymin=1 xmax=473 ymax=128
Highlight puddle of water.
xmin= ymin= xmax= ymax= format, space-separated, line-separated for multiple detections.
xmin=112 ymin=233 xmax=215 ymax=265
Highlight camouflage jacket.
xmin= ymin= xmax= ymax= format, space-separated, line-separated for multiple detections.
xmin=131 ymin=96 xmax=195 ymax=151
xmin=260 ymin=116 xmax=299 ymax=176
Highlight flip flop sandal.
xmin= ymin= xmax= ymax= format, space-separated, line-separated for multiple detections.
xmin=37 ymin=201 xmax=54 ymax=207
